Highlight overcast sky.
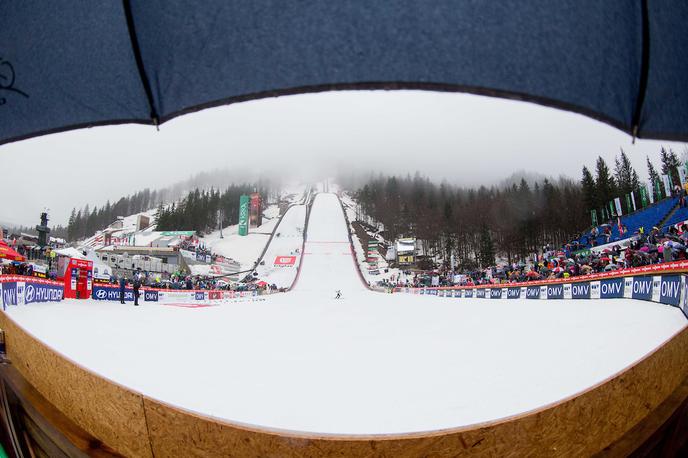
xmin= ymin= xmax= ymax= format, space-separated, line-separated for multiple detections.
xmin=1 ymin=90 xmax=686 ymax=226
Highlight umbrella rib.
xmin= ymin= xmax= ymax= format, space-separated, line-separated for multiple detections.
xmin=631 ymin=0 xmax=650 ymax=142
xmin=122 ymin=0 xmax=159 ymax=126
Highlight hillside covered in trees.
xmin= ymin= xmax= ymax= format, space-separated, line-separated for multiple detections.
xmin=349 ymin=146 xmax=685 ymax=270
xmin=66 ymin=188 xmax=165 ymax=241
xmin=65 ymin=183 xmax=270 ymax=241
xmin=581 ymin=147 xmax=683 ymax=220
xmin=350 ymin=173 xmax=584 ymax=270
xmin=156 ymin=184 xmax=268 ymax=233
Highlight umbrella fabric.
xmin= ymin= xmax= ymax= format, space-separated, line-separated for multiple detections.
xmin=0 ymin=241 xmax=25 ymax=261
xmin=1 ymin=1 xmax=688 ymax=146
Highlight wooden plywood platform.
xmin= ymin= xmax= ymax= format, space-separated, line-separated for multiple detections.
xmin=1 ymin=310 xmax=686 ymax=457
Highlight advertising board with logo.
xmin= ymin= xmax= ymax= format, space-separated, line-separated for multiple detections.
xmin=93 ymin=285 xmax=134 ymax=302
xmin=623 ymin=277 xmax=633 ymax=298
xmin=563 ymin=284 xmax=572 ymax=299
xmin=526 ymin=286 xmax=540 ymax=299
xmin=659 ymin=275 xmax=681 ymax=306
xmin=631 ymin=277 xmax=653 ymax=301
xmin=0 ymin=278 xmax=64 ymax=308
xmin=24 ymin=282 xmax=63 ymax=304
xmin=397 ymin=271 xmax=688 ymax=318
xmin=600 ymin=278 xmax=624 ymax=298
xmin=547 ymin=284 xmax=563 ymax=299
xmin=274 ymin=255 xmax=297 ymax=267
xmin=571 ymin=282 xmax=590 ymax=299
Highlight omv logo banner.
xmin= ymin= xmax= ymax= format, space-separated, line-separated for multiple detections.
xmin=490 ymin=288 xmax=502 ymax=299
xmin=24 ymin=283 xmax=62 ymax=304
xmin=144 ymin=290 xmax=158 ymax=302
xmin=1 ymin=283 xmax=17 ymax=307
xmin=195 ymin=291 xmax=205 ymax=301
xmin=507 ymin=287 xmax=520 ymax=299
xmin=547 ymin=284 xmax=563 ymax=299
xmin=659 ymin=275 xmax=681 ymax=306
xmin=476 ymin=289 xmax=486 ymax=298
xmin=453 ymin=289 xmax=462 ymax=298
xmin=464 ymin=289 xmax=474 ymax=298
xmin=600 ymin=278 xmax=624 ymax=298
xmin=571 ymin=282 xmax=590 ymax=299
xmin=526 ymin=286 xmax=540 ymax=299
xmin=631 ymin=277 xmax=653 ymax=301
xmin=92 ymin=285 xmax=133 ymax=301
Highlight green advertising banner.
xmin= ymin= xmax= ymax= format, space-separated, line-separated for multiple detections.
xmin=161 ymin=230 xmax=196 ymax=237
xmin=238 ymin=195 xmax=250 ymax=236
xmin=639 ymin=186 xmax=648 ymax=207
xmin=591 ymin=209 xmax=598 ymax=227
xmin=625 ymin=193 xmax=632 ymax=214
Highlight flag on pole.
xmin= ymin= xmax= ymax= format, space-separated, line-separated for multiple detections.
xmin=661 ymin=174 xmax=672 ymax=197
xmin=614 ymin=197 xmax=623 ymax=216
xmin=640 ymin=185 xmax=648 ymax=207
xmin=630 ymin=191 xmax=637 ymax=211
xmin=678 ymin=166 xmax=687 ymax=187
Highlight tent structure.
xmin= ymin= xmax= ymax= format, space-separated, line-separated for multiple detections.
xmin=0 ymin=241 xmax=25 ymax=262
xmin=1 ymin=1 xmax=687 ymax=146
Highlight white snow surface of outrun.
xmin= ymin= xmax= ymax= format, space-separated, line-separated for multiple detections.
xmin=6 ymin=193 xmax=688 ymax=435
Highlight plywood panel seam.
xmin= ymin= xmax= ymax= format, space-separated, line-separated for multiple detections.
xmin=141 ymin=396 xmax=157 ymax=458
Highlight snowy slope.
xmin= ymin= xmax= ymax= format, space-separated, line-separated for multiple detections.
xmin=253 ymin=204 xmax=306 ymax=288
xmin=295 ymin=193 xmax=367 ymax=293
xmin=203 ymin=205 xmax=280 ymax=271
xmin=204 ymin=183 xmax=310 ymax=271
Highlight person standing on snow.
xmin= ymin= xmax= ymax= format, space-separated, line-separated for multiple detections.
xmin=133 ymin=273 xmax=142 ymax=306
xmin=335 ymin=290 xmax=342 ymax=299
xmin=119 ymin=276 xmax=126 ymax=304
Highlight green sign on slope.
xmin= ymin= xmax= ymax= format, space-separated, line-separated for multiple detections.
xmin=238 ymin=195 xmax=250 ymax=236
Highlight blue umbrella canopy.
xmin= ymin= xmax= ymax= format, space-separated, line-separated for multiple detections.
xmin=1 ymin=0 xmax=687 ymax=145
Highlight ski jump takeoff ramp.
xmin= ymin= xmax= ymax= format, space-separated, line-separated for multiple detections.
xmin=0 ymin=193 xmax=687 ymax=456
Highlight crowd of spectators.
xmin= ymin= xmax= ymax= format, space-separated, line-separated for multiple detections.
xmin=107 ymin=269 xmax=276 ymax=292
xmin=379 ymin=222 xmax=688 ymax=289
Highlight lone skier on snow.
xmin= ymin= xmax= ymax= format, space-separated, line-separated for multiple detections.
xmin=335 ymin=290 xmax=342 ymax=299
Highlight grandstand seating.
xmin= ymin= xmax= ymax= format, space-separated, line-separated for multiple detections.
xmin=662 ymin=202 xmax=688 ymax=229
xmin=577 ymin=197 xmax=678 ymax=248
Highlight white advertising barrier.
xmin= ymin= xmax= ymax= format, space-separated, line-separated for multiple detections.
xmin=142 ymin=288 xmax=262 ymax=305
xmin=400 ymin=273 xmax=688 ymax=320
